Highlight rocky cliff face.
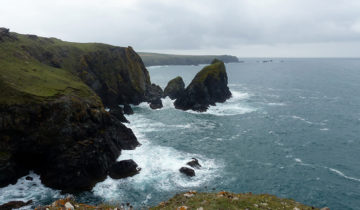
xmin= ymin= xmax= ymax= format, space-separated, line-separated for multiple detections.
xmin=7 ymin=29 xmax=161 ymax=108
xmin=0 ymin=28 xmax=145 ymax=192
xmin=174 ymin=59 xmax=232 ymax=112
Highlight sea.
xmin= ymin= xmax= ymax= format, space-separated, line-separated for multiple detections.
xmin=1 ymin=58 xmax=360 ymax=209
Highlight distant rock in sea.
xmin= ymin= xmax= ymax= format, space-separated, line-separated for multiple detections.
xmin=163 ymin=76 xmax=185 ymax=100
xmin=174 ymin=59 xmax=232 ymax=112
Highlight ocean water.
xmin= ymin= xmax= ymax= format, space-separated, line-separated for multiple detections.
xmin=1 ymin=58 xmax=360 ymax=209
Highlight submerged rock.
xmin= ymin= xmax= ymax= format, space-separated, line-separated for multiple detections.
xmin=0 ymin=200 xmax=32 ymax=210
xmin=163 ymin=76 xmax=185 ymax=100
xmin=109 ymin=159 xmax=141 ymax=179
xmin=174 ymin=59 xmax=231 ymax=112
xmin=186 ymin=158 xmax=201 ymax=169
xmin=179 ymin=167 xmax=195 ymax=177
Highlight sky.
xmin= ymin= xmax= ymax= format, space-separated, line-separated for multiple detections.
xmin=1 ymin=0 xmax=360 ymax=57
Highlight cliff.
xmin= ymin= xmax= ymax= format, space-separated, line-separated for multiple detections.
xmin=0 ymin=28 xmax=147 ymax=192
xmin=174 ymin=59 xmax=232 ymax=112
xmin=139 ymin=52 xmax=239 ymax=66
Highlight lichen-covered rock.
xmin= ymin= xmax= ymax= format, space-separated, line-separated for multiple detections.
xmin=109 ymin=159 xmax=141 ymax=179
xmin=174 ymin=59 xmax=231 ymax=112
xmin=163 ymin=76 xmax=185 ymax=100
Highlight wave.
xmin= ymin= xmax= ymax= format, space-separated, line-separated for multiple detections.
xmin=0 ymin=172 xmax=61 ymax=207
xmin=327 ymin=168 xmax=360 ymax=182
xmin=93 ymin=114 xmax=221 ymax=203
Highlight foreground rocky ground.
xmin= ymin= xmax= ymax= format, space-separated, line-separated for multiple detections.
xmin=28 ymin=191 xmax=328 ymax=210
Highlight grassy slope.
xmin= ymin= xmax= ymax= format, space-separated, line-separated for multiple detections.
xmin=139 ymin=52 xmax=239 ymax=66
xmin=151 ymin=192 xmax=318 ymax=210
xmin=0 ymin=33 xmax=111 ymax=105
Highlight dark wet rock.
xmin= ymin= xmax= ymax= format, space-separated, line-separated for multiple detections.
xmin=186 ymin=158 xmax=201 ymax=169
xmin=0 ymin=96 xmax=139 ymax=193
xmin=0 ymin=200 xmax=32 ymax=210
xmin=179 ymin=167 xmax=195 ymax=177
xmin=145 ymin=84 xmax=163 ymax=109
xmin=163 ymin=76 xmax=185 ymax=100
xmin=25 ymin=176 xmax=33 ymax=181
xmin=174 ymin=59 xmax=231 ymax=112
xmin=109 ymin=159 xmax=140 ymax=179
xmin=109 ymin=106 xmax=129 ymax=123
xmin=123 ymin=104 xmax=134 ymax=115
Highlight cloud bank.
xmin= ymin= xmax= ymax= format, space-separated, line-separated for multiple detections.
xmin=1 ymin=0 xmax=360 ymax=57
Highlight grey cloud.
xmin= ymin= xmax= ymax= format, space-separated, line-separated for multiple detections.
xmin=0 ymin=0 xmax=360 ymax=56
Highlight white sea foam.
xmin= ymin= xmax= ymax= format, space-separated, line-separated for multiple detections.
xmin=267 ymin=102 xmax=286 ymax=106
xmin=320 ymin=128 xmax=329 ymax=131
xmin=0 ymin=172 xmax=61 ymax=207
xmin=328 ymin=168 xmax=360 ymax=182
xmin=93 ymin=114 xmax=221 ymax=202
xmin=291 ymin=115 xmax=313 ymax=124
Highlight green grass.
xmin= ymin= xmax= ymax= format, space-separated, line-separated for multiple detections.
xmin=0 ymin=33 xmax=116 ymax=105
xmin=191 ymin=60 xmax=226 ymax=84
xmin=151 ymin=192 xmax=318 ymax=210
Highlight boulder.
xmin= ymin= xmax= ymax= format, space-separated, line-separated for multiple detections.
xmin=179 ymin=167 xmax=195 ymax=177
xmin=109 ymin=159 xmax=141 ymax=179
xmin=174 ymin=59 xmax=231 ymax=112
xmin=25 ymin=176 xmax=33 ymax=181
xmin=186 ymin=158 xmax=201 ymax=169
xmin=0 ymin=200 xmax=32 ymax=210
xmin=123 ymin=104 xmax=134 ymax=115
xmin=163 ymin=76 xmax=185 ymax=100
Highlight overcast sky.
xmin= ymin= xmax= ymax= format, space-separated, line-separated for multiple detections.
xmin=1 ymin=0 xmax=360 ymax=57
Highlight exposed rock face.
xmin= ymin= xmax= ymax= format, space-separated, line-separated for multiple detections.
xmin=0 ymin=96 xmax=139 ymax=192
xmin=0 ymin=27 xmax=17 ymax=42
xmin=109 ymin=106 xmax=129 ymax=123
xmin=174 ymin=59 xmax=231 ymax=112
xmin=163 ymin=76 xmax=185 ymax=100
xmin=186 ymin=158 xmax=201 ymax=169
xmin=145 ymin=84 xmax=164 ymax=109
xmin=109 ymin=159 xmax=140 ymax=179
xmin=123 ymin=104 xmax=134 ymax=115
xmin=179 ymin=167 xmax=195 ymax=177
xmin=0 ymin=200 xmax=32 ymax=210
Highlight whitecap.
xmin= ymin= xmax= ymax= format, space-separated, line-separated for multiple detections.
xmin=267 ymin=102 xmax=286 ymax=106
xmin=0 ymin=172 xmax=61 ymax=207
xmin=320 ymin=128 xmax=329 ymax=131
xmin=328 ymin=168 xmax=360 ymax=182
xmin=291 ymin=115 xmax=313 ymax=124
xmin=93 ymin=114 xmax=221 ymax=202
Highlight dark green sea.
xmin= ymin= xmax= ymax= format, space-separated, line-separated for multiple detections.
xmin=1 ymin=58 xmax=360 ymax=209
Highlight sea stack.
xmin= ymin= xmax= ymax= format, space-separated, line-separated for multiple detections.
xmin=163 ymin=76 xmax=185 ymax=100
xmin=174 ymin=59 xmax=232 ymax=112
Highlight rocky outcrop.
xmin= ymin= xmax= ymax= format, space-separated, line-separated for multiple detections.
xmin=109 ymin=106 xmax=129 ymax=123
xmin=186 ymin=158 xmax=201 ymax=169
xmin=0 ymin=200 xmax=32 ymax=210
xmin=145 ymin=84 xmax=163 ymax=109
xmin=0 ymin=96 xmax=139 ymax=192
xmin=123 ymin=104 xmax=134 ymax=115
xmin=174 ymin=59 xmax=232 ymax=112
xmin=109 ymin=159 xmax=141 ymax=179
xmin=163 ymin=76 xmax=185 ymax=100
xmin=179 ymin=167 xmax=195 ymax=177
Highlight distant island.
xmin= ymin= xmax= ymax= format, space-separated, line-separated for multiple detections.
xmin=138 ymin=52 xmax=239 ymax=66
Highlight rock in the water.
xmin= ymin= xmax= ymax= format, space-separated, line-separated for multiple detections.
xmin=145 ymin=84 xmax=163 ymax=109
xmin=186 ymin=158 xmax=201 ymax=169
xmin=123 ymin=104 xmax=134 ymax=115
xmin=0 ymin=200 xmax=32 ymax=210
xmin=109 ymin=106 xmax=129 ymax=123
xmin=179 ymin=167 xmax=195 ymax=177
xmin=109 ymin=159 xmax=141 ymax=179
xmin=174 ymin=59 xmax=231 ymax=112
xmin=25 ymin=176 xmax=33 ymax=181
xmin=163 ymin=76 xmax=185 ymax=100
